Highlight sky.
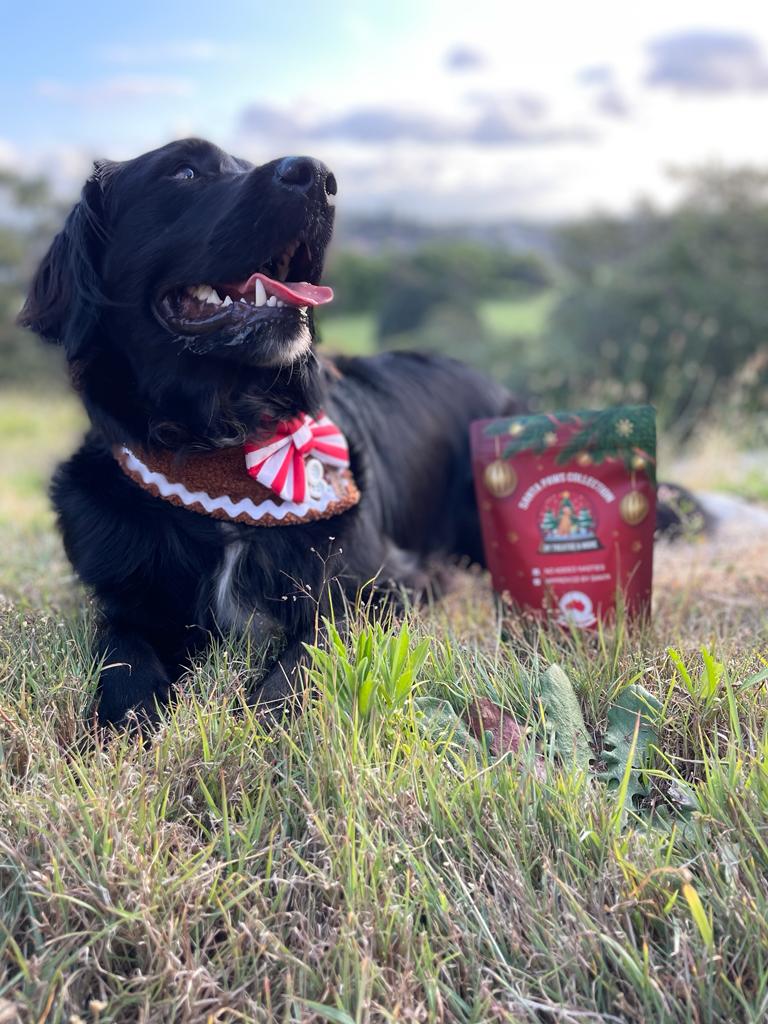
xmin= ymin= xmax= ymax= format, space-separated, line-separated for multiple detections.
xmin=4 ymin=0 xmax=768 ymax=221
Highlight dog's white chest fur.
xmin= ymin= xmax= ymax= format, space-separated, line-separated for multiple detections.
xmin=212 ymin=530 xmax=276 ymax=637
xmin=213 ymin=539 xmax=246 ymax=630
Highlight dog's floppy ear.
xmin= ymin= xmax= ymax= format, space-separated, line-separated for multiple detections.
xmin=18 ymin=159 xmax=116 ymax=360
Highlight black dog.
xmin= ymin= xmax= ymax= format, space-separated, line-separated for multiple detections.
xmin=19 ymin=138 xmax=511 ymax=727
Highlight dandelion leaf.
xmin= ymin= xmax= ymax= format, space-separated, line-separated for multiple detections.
xmin=599 ymin=683 xmax=661 ymax=807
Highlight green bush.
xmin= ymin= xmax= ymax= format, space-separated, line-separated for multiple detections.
xmin=544 ymin=168 xmax=768 ymax=431
xmin=0 ymin=172 xmax=69 ymax=390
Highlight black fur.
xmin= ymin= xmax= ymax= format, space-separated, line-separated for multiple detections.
xmin=19 ymin=138 xmax=511 ymax=728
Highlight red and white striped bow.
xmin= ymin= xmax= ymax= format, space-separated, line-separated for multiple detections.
xmin=244 ymin=413 xmax=350 ymax=504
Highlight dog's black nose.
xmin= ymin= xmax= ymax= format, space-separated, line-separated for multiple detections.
xmin=275 ymin=156 xmax=336 ymax=199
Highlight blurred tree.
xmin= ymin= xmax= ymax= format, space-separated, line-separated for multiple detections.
xmin=545 ymin=167 xmax=768 ymax=432
xmin=411 ymin=241 xmax=550 ymax=295
xmin=380 ymin=302 xmax=486 ymax=358
xmin=377 ymin=265 xmax=451 ymax=340
xmin=323 ymin=249 xmax=388 ymax=314
xmin=0 ymin=170 xmax=67 ymax=387
xmin=375 ymin=241 xmax=550 ymax=340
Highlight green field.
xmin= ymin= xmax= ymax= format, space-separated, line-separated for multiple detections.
xmin=2 ymin=389 xmax=768 ymax=1023
xmin=317 ymin=292 xmax=555 ymax=360
xmin=478 ymin=292 xmax=556 ymax=338
xmin=317 ymin=312 xmax=378 ymax=355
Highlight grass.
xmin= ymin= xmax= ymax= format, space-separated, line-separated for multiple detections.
xmin=722 ymin=467 xmax=768 ymax=504
xmin=478 ymin=292 xmax=556 ymax=338
xmin=0 ymin=390 xmax=85 ymax=529
xmin=316 ymin=292 xmax=555 ymax=361
xmin=317 ymin=313 xmax=378 ymax=356
xmin=0 ymin=390 xmax=86 ymax=608
xmin=2 ymin=388 xmax=768 ymax=1023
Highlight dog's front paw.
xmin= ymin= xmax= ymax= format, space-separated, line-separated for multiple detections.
xmin=248 ymin=644 xmax=307 ymax=724
xmin=94 ymin=668 xmax=171 ymax=733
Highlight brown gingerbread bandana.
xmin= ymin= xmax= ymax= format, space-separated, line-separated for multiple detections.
xmin=114 ymin=442 xmax=360 ymax=527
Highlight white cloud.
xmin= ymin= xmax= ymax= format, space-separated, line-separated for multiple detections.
xmin=16 ymin=3 xmax=768 ymax=222
xmin=238 ymin=95 xmax=592 ymax=147
xmin=444 ymin=46 xmax=488 ymax=72
xmin=226 ymin=13 xmax=768 ymax=221
xmin=0 ymin=138 xmax=23 ymax=172
xmin=233 ymin=73 xmax=768 ymax=222
xmin=646 ymin=30 xmax=768 ymax=92
xmin=98 ymin=40 xmax=235 ymax=64
xmin=36 ymin=76 xmax=196 ymax=103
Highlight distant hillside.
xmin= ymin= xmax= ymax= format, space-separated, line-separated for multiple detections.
xmin=332 ymin=212 xmax=557 ymax=258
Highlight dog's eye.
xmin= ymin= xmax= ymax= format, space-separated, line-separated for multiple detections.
xmin=172 ymin=166 xmax=196 ymax=181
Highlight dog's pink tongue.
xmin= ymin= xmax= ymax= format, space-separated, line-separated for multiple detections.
xmin=233 ymin=272 xmax=333 ymax=307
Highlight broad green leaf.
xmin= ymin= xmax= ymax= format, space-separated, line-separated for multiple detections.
xmin=609 ymin=713 xmax=639 ymax=831
xmin=391 ymin=626 xmax=410 ymax=680
xmin=414 ymin=696 xmax=480 ymax=754
xmin=357 ymin=672 xmax=377 ymax=717
xmin=328 ymin=621 xmax=346 ymax=658
xmin=392 ymin=667 xmax=414 ymax=706
xmin=668 ymin=648 xmax=693 ymax=691
xmin=599 ymin=682 xmax=661 ymax=809
xmin=700 ymin=646 xmax=724 ymax=702
xmin=537 ymin=664 xmax=592 ymax=772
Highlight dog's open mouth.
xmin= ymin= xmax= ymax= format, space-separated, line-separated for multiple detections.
xmin=156 ymin=239 xmax=334 ymax=337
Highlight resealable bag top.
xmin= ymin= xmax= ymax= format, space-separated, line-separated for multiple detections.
xmin=470 ymin=405 xmax=657 ymax=628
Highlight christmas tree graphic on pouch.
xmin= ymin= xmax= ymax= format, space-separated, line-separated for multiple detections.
xmin=539 ymin=491 xmax=600 ymax=553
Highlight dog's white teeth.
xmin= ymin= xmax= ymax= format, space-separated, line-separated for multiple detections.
xmin=254 ymin=279 xmax=267 ymax=307
xmin=240 ymin=297 xmax=247 ymax=303
xmin=276 ymin=299 xmax=285 ymax=307
xmin=222 ymin=295 xmax=233 ymax=307
xmin=267 ymin=295 xmax=277 ymax=307
xmin=189 ymin=284 xmax=217 ymax=302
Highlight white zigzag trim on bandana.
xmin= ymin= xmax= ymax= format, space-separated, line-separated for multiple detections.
xmin=120 ymin=446 xmax=337 ymax=522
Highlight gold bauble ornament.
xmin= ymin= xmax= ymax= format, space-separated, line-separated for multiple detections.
xmin=620 ymin=489 xmax=649 ymax=526
xmin=576 ymin=451 xmax=593 ymax=466
xmin=483 ymin=459 xmax=517 ymax=498
xmin=631 ymin=455 xmax=646 ymax=471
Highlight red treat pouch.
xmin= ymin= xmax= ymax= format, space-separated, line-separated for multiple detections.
xmin=470 ymin=406 xmax=656 ymax=628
